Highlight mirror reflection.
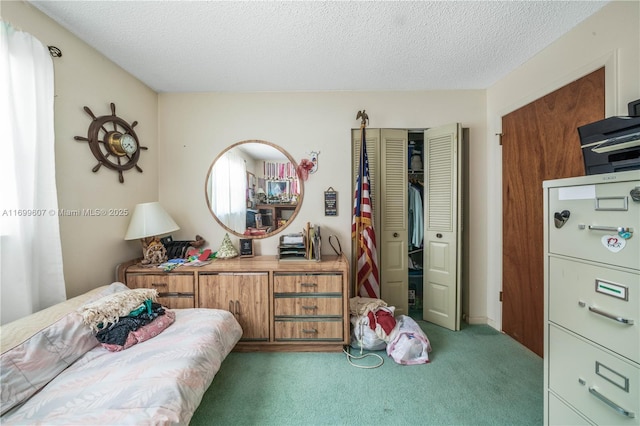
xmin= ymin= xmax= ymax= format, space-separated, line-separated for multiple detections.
xmin=205 ymin=140 xmax=303 ymax=239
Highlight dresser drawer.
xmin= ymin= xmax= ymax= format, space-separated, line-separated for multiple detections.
xmin=274 ymin=273 xmax=342 ymax=294
xmin=274 ymin=296 xmax=343 ymax=317
xmin=549 ymin=257 xmax=639 ymax=363
xmin=274 ymin=319 xmax=343 ymax=340
xmin=126 ymin=273 xmax=195 ymax=308
xmin=549 ymin=326 xmax=639 ymax=425
xmin=547 ymin=180 xmax=640 ymax=269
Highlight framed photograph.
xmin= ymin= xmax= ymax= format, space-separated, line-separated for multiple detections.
xmin=239 ymin=239 xmax=254 ymax=257
xmin=267 ymin=180 xmax=289 ymax=201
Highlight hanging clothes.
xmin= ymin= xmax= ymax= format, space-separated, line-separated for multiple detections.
xmin=408 ymin=183 xmax=424 ymax=249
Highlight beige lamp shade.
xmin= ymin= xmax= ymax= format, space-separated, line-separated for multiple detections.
xmin=125 ymin=202 xmax=180 ymax=240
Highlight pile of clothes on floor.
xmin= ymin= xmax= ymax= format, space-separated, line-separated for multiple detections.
xmin=349 ymin=297 xmax=431 ymax=365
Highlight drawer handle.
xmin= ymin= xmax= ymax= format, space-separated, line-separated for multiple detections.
xmin=158 ymin=292 xmax=192 ymax=298
xmin=302 ymin=328 xmax=318 ymax=334
xmin=235 ymin=300 xmax=241 ymax=316
xmin=151 ymin=282 xmax=168 ymax=287
xmin=589 ymin=386 xmax=635 ymax=418
xmin=300 ymin=283 xmax=317 ymax=288
xmin=302 ymin=305 xmax=318 ymax=310
xmin=587 ymin=305 xmax=635 ymax=325
xmin=583 ymin=225 xmax=634 ymax=239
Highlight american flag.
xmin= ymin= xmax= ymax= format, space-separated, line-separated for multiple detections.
xmin=352 ymin=126 xmax=380 ymax=298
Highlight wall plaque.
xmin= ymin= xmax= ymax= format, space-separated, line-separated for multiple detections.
xmin=324 ymin=187 xmax=337 ymax=216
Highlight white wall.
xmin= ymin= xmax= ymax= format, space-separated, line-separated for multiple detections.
xmin=3 ymin=1 xmax=159 ymax=298
xmin=484 ymin=0 xmax=640 ymax=330
xmin=158 ymin=91 xmax=487 ymax=321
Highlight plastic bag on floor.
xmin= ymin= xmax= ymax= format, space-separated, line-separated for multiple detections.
xmin=350 ymin=313 xmax=387 ymax=351
xmin=386 ymin=315 xmax=432 ymax=365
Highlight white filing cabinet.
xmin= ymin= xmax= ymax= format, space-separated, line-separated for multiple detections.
xmin=543 ymin=170 xmax=640 ymax=425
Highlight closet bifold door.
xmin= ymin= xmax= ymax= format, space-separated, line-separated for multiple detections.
xmin=351 ymin=128 xmax=409 ymax=316
xmin=423 ymin=123 xmax=463 ymax=331
xmin=379 ymin=129 xmax=409 ymax=316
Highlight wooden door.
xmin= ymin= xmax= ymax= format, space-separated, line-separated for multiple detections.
xmin=502 ymin=68 xmax=604 ymax=356
xmin=235 ymin=272 xmax=269 ymax=340
xmin=199 ymin=272 xmax=269 ymax=340
xmin=379 ymin=129 xmax=409 ymax=316
xmin=199 ymin=273 xmax=235 ymax=311
xmin=423 ymin=123 xmax=463 ymax=331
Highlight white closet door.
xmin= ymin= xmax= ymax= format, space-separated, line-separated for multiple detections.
xmin=380 ymin=129 xmax=408 ymax=316
xmin=423 ymin=123 xmax=462 ymax=330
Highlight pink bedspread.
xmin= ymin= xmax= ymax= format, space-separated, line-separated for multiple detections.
xmin=1 ymin=308 xmax=242 ymax=425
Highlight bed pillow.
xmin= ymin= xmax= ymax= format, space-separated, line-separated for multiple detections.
xmin=0 ymin=282 xmax=129 ymax=354
xmin=0 ymin=282 xmax=130 ymax=415
xmin=79 ymin=288 xmax=158 ymax=331
xmin=0 ymin=312 xmax=98 ymax=415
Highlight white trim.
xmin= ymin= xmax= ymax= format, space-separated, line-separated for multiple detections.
xmin=498 ymin=50 xmax=618 ymax=122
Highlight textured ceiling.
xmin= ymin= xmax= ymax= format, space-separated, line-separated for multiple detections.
xmin=28 ymin=0 xmax=608 ymax=93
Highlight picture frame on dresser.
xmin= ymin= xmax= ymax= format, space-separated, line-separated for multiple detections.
xmin=239 ymin=238 xmax=254 ymax=257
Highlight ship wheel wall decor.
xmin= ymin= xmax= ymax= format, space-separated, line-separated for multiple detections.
xmin=74 ymin=102 xmax=147 ymax=183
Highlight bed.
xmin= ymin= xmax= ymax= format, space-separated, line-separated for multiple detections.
xmin=1 ymin=282 xmax=242 ymax=425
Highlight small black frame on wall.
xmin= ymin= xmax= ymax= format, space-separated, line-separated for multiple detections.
xmin=239 ymin=239 xmax=254 ymax=257
xmin=324 ymin=187 xmax=337 ymax=216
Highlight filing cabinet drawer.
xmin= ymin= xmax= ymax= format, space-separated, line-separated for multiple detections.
xmin=549 ymin=326 xmax=639 ymax=425
xmin=549 ymin=257 xmax=639 ymax=363
xmin=548 ymin=392 xmax=593 ymax=425
xmin=274 ymin=273 xmax=342 ymax=293
xmin=274 ymin=319 xmax=343 ymax=340
xmin=274 ymin=296 xmax=343 ymax=317
xmin=547 ymin=180 xmax=639 ymax=269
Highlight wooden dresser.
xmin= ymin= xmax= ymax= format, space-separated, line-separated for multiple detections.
xmin=543 ymin=171 xmax=640 ymax=425
xmin=118 ymin=255 xmax=350 ymax=352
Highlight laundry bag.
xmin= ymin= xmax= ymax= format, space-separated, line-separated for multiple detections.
xmin=386 ymin=315 xmax=432 ymax=365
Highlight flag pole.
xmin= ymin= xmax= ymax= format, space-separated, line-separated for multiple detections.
xmin=355 ymin=123 xmax=365 ymax=297
xmin=354 ymin=109 xmax=369 ymax=297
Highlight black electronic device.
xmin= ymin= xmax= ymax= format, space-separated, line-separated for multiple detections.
xmin=629 ymin=98 xmax=640 ymax=117
xmin=578 ymin=115 xmax=640 ymax=175
xmin=160 ymin=236 xmax=192 ymax=259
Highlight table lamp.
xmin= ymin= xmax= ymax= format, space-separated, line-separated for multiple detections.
xmin=125 ymin=202 xmax=180 ymax=264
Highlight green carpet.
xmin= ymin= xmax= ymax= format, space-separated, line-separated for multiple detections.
xmin=190 ymin=321 xmax=543 ymax=425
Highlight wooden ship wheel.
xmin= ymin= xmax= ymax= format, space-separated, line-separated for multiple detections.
xmin=74 ymin=102 xmax=147 ymax=183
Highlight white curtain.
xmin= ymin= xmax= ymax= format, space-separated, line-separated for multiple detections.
xmin=0 ymin=22 xmax=66 ymax=325
xmin=210 ymin=150 xmax=247 ymax=232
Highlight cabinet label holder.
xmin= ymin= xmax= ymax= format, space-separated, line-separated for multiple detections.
xmin=595 ymin=279 xmax=628 ymax=301
xmin=596 ymin=361 xmax=630 ymax=392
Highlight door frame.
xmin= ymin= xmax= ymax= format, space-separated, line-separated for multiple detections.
xmin=493 ymin=53 xmax=617 ymax=331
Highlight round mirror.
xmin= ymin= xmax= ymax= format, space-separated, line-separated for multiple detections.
xmin=205 ymin=140 xmax=304 ymax=239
